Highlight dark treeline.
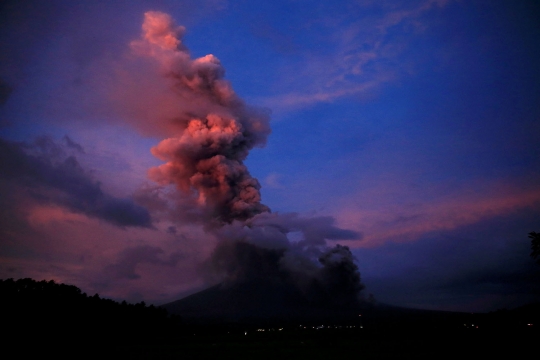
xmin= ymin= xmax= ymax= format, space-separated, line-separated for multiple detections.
xmin=0 ymin=278 xmax=182 ymax=351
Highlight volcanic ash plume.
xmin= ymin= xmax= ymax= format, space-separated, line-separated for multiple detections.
xmin=210 ymin=237 xmax=364 ymax=307
xmin=133 ymin=12 xmax=364 ymax=305
xmin=132 ymin=11 xmax=270 ymax=223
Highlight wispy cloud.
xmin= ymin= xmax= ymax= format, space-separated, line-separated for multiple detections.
xmin=0 ymin=137 xmax=152 ymax=228
xmin=336 ymin=178 xmax=540 ymax=247
xmin=258 ymin=0 xmax=452 ymax=112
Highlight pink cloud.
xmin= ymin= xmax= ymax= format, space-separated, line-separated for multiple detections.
xmin=335 ymin=178 xmax=540 ymax=247
xmin=27 ymin=205 xmax=89 ymax=227
xmin=0 ymin=197 xmax=217 ymax=304
xmin=128 ymin=11 xmax=271 ymax=224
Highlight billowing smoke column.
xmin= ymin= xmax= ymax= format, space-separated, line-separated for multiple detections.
xmin=132 ymin=11 xmax=270 ymax=224
xmin=134 ymin=12 xmax=364 ymax=306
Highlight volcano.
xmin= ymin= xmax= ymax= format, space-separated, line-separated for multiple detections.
xmin=162 ymin=280 xmax=366 ymax=325
xmin=161 ymin=280 xmax=472 ymax=330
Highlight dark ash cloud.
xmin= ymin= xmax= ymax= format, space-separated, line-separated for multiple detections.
xmin=62 ymin=135 xmax=85 ymax=153
xmin=209 ymin=240 xmax=364 ymax=307
xmin=0 ymin=136 xmax=152 ymax=228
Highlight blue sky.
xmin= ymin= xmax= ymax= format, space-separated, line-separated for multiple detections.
xmin=1 ymin=0 xmax=539 ymax=312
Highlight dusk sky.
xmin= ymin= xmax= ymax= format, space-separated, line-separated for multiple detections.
xmin=1 ymin=0 xmax=539 ymax=313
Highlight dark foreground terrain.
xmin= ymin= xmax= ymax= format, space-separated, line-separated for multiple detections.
xmin=2 ymin=278 xmax=538 ymax=359
xmin=114 ymin=328 xmax=536 ymax=359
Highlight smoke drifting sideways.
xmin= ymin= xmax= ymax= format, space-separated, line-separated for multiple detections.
xmin=135 ymin=12 xmax=364 ymax=306
xmin=212 ymin=215 xmax=365 ymax=307
xmin=0 ymin=136 xmax=152 ymax=228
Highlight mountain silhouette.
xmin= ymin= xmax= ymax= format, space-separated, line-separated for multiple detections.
xmin=160 ymin=280 xmax=471 ymax=330
xmin=162 ymin=280 xmax=366 ymax=324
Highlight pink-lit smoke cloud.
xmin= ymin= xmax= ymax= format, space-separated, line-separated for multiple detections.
xmin=133 ymin=11 xmax=270 ymax=224
xmin=132 ymin=11 xmax=363 ymax=304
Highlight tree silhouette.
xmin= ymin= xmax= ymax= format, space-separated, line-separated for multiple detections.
xmin=529 ymin=231 xmax=540 ymax=264
xmin=0 ymin=277 xmax=183 ymax=349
